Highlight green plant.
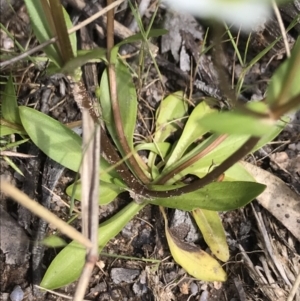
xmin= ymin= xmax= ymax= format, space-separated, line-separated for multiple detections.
xmin=1 ymin=0 xmax=300 ymax=293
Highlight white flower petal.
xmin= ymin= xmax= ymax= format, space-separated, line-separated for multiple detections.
xmin=162 ymin=0 xmax=273 ymax=31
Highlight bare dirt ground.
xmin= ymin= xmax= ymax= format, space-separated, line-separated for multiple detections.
xmin=1 ymin=1 xmax=300 ymax=300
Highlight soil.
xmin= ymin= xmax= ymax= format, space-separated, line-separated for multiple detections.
xmin=0 ymin=1 xmax=300 ymax=301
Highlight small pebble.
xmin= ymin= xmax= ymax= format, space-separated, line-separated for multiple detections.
xmin=10 ymin=286 xmax=24 ymax=301
xmin=110 ymin=268 xmax=140 ymax=284
xmin=190 ymin=282 xmax=198 ymax=295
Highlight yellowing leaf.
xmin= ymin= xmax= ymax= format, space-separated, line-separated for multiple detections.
xmin=192 ymin=209 xmax=229 ymax=262
xmin=160 ymin=207 xmax=227 ymax=282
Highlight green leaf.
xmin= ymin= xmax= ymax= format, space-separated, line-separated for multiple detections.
xmin=1 ymin=75 xmax=21 ymax=125
xmin=165 ymin=101 xmax=215 ymax=169
xmin=62 ymin=48 xmax=107 ymax=75
xmin=42 ymin=235 xmax=67 ymax=248
xmin=156 ymin=133 xmax=250 ymax=185
xmin=66 ymin=180 xmax=126 ymax=205
xmin=24 ymin=0 xmax=62 ymax=67
xmin=41 ymin=201 xmax=145 ymax=289
xmin=199 ymin=111 xmax=275 ymax=136
xmin=135 ymin=142 xmax=171 ymax=158
xmin=266 ymin=37 xmax=300 ymax=107
xmin=253 ymin=116 xmax=289 ymax=152
xmin=151 ymin=181 xmax=266 ymax=211
xmin=154 ymin=92 xmax=188 ymax=143
xmin=148 ymin=92 xmax=188 ymax=169
xmin=19 ymin=107 xmax=82 ymax=172
xmin=191 ymin=162 xmax=255 ymax=182
xmin=192 ymin=209 xmax=229 ymax=262
xmin=0 ymin=121 xmax=25 ymax=136
xmin=3 ymin=156 xmax=24 ymax=176
xmin=61 ymin=4 xmax=77 ymax=58
xmin=99 ymin=60 xmax=137 ymax=152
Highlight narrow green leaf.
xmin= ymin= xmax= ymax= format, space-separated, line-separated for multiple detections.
xmin=266 ymin=37 xmax=300 ymax=107
xmin=3 ymin=156 xmax=24 ymax=176
xmin=24 ymin=0 xmax=62 ymax=67
xmin=49 ymin=0 xmax=74 ymax=64
xmin=19 ymin=107 xmax=82 ymax=172
xmin=151 ymin=181 xmax=266 ymax=211
xmin=62 ymin=4 xmax=77 ymax=57
xmin=165 ymin=101 xmax=215 ymax=169
xmin=192 ymin=209 xmax=229 ymax=262
xmin=41 ymin=201 xmax=145 ymax=289
xmin=1 ymin=75 xmax=21 ymax=124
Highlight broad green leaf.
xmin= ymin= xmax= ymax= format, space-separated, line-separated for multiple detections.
xmin=61 ymin=48 xmax=107 ymax=75
xmin=192 ymin=209 xmax=229 ymax=262
xmin=41 ymin=201 xmax=145 ymax=289
xmin=99 ymin=60 xmax=137 ymax=152
xmin=266 ymin=37 xmax=300 ymax=107
xmin=24 ymin=0 xmax=62 ymax=67
xmin=151 ymin=181 xmax=266 ymax=211
xmin=165 ymin=101 xmax=215 ymax=169
xmin=1 ymin=75 xmax=21 ymax=125
xmin=199 ymin=111 xmax=275 ymax=136
xmin=66 ymin=180 xmax=126 ymax=205
xmin=19 ymin=107 xmax=117 ymax=176
xmin=42 ymin=235 xmax=67 ymax=248
xmin=161 ymin=207 xmax=226 ymax=282
xmin=19 ymin=107 xmax=82 ymax=171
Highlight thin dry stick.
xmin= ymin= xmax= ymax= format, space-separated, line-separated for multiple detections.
xmin=272 ymin=0 xmax=291 ymax=58
xmin=287 ymin=271 xmax=300 ymax=301
xmin=0 ymin=181 xmax=92 ymax=248
xmin=0 ymin=0 xmax=125 ymax=68
xmin=73 ymin=106 xmax=100 ymax=301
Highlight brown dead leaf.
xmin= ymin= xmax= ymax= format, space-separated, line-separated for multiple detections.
xmin=243 ymin=162 xmax=300 ymax=241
